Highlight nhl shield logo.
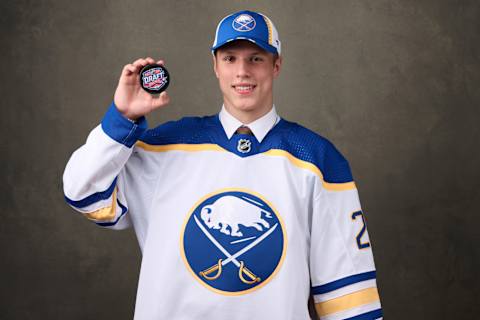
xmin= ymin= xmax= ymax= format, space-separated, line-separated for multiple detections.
xmin=232 ymin=14 xmax=256 ymax=32
xmin=181 ymin=189 xmax=286 ymax=295
xmin=237 ymin=138 xmax=251 ymax=153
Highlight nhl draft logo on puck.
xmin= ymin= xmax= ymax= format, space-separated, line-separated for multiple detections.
xmin=140 ymin=64 xmax=170 ymax=94
xmin=181 ymin=189 xmax=286 ymax=295
xmin=232 ymin=14 xmax=256 ymax=32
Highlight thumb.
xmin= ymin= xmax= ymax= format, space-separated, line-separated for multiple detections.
xmin=151 ymin=91 xmax=170 ymax=110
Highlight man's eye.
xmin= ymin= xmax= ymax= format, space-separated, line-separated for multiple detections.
xmin=251 ymin=56 xmax=263 ymax=62
xmin=223 ymin=56 xmax=235 ymax=62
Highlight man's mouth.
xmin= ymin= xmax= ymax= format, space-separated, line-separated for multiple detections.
xmin=232 ymin=84 xmax=256 ymax=94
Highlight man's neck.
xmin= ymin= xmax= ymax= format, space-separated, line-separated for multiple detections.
xmin=223 ymin=104 xmax=273 ymax=124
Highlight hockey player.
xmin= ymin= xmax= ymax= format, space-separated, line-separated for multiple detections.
xmin=63 ymin=10 xmax=382 ymax=320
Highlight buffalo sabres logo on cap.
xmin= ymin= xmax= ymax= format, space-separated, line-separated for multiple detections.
xmin=181 ymin=189 xmax=286 ymax=295
xmin=232 ymin=14 xmax=256 ymax=32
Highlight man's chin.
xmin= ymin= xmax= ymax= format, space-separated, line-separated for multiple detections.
xmin=232 ymin=105 xmax=259 ymax=114
xmin=224 ymin=97 xmax=267 ymax=114
xmin=230 ymin=100 xmax=260 ymax=112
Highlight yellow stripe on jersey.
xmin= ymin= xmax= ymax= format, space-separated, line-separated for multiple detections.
xmin=84 ymin=188 xmax=117 ymax=221
xmin=323 ymin=181 xmax=357 ymax=191
xmin=136 ymin=142 xmax=226 ymax=152
xmin=315 ymin=287 xmax=380 ymax=317
xmin=135 ymin=143 xmax=356 ymax=191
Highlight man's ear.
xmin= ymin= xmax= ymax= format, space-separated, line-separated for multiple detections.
xmin=273 ymin=55 xmax=282 ymax=78
xmin=212 ymin=54 xmax=219 ymax=78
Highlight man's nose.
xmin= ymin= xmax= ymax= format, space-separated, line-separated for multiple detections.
xmin=236 ymin=59 xmax=251 ymax=78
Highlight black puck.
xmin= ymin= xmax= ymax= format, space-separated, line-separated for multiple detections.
xmin=139 ymin=64 xmax=170 ymax=94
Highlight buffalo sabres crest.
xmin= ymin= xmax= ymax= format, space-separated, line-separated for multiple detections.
xmin=232 ymin=14 xmax=256 ymax=32
xmin=181 ymin=189 xmax=286 ymax=294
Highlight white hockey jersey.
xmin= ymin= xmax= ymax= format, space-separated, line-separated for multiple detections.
xmin=63 ymin=103 xmax=382 ymax=320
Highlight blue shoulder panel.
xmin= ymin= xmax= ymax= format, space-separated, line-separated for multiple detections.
xmin=260 ymin=120 xmax=354 ymax=183
xmin=139 ymin=115 xmax=353 ymax=183
xmin=140 ymin=115 xmax=216 ymax=145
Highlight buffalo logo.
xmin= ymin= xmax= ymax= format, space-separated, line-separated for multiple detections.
xmin=237 ymin=139 xmax=251 ymax=153
xmin=141 ymin=67 xmax=168 ymax=91
xmin=181 ymin=189 xmax=286 ymax=295
xmin=232 ymin=14 xmax=256 ymax=32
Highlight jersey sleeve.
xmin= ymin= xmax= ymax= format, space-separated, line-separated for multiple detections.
xmin=62 ymin=102 xmax=148 ymax=229
xmin=310 ymin=142 xmax=382 ymax=320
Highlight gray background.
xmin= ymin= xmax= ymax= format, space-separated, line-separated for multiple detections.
xmin=1 ymin=0 xmax=479 ymax=319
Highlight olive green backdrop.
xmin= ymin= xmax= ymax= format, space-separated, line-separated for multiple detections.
xmin=1 ymin=0 xmax=479 ymax=319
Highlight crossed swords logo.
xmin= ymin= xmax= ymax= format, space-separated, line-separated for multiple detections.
xmin=233 ymin=16 xmax=256 ymax=32
xmin=194 ymin=215 xmax=278 ymax=285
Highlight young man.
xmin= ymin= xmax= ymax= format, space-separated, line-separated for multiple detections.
xmin=63 ymin=10 xmax=382 ymax=320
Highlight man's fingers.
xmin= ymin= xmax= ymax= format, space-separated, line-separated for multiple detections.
xmin=132 ymin=58 xmax=149 ymax=68
xmin=120 ymin=57 xmax=165 ymax=82
xmin=122 ymin=57 xmax=154 ymax=77
xmin=158 ymin=91 xmax=170 ymax=104
xmin=122 ymin=64 xmax=137 ymax=76
xmin=127 ymin=58 xmax=164 ymax=74
xmin=145 ymin=57 xmax=155 ymax=65
xmin=151 ymin=91 xmax=170 ymax=110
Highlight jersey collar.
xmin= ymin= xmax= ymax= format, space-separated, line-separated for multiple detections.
xmin=219 ymin=105 xmax=280 ymax=143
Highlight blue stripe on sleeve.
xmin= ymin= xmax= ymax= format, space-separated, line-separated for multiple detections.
xmin=96 ymin=200 xmax=128 ymax=227
xmin=64 ymin=178 xmax=117 ymax=208
xmin=101 ymin=102 xmax=148 ymax=148
xmin=311 ymin=271 xmax=376 ymax=295
xmin=344 ymin=308 xmax=383 ymax=320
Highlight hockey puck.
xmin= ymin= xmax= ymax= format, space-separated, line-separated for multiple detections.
xmin=139 ymin=64 xmax=170 ymax=94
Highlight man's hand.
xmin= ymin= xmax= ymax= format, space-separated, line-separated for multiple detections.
xmin=114 ymin=57 xmax=170 ymax=121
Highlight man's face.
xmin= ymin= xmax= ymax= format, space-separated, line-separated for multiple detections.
xmin=213 ymin=40 xmax=282 ymax=121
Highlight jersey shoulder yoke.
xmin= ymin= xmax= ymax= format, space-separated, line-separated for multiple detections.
xmin=270 ymin=120 xmax=354 ymax=184
xmin=139 ymin=115 xmax=217 ymax=145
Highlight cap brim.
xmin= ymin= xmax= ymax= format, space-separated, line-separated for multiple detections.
xmin=211 ymin=37 xmax=278 ymax=55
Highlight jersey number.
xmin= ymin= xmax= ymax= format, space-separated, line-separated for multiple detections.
xmin=351 ymin=211 xmax=370 ymax=249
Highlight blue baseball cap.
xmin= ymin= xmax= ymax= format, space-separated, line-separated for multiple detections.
xmin=212 ymin=10 xmax=281 ymax=55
